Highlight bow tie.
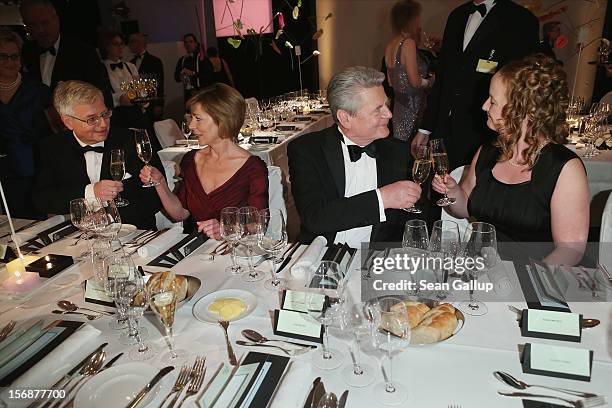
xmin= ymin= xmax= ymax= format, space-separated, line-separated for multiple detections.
xmin=347 ymin=143 xmax=378 ymax=162
xmin=110 ymin=62 xmax=124 ymax=70
xmin=468 ymin=3 xmax=487 ymax=17
xmin=131 ymin=54 xmax=143 ymax=62
xmin=81 ymin=145 xmax=105 ymax=154
xmin=39 ymin=46 xmax=56 ymax=56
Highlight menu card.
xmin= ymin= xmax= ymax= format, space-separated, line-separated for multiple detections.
xmin=521 ymin=343 xmax=593 ymax=382
xmin=147 ymin=231 xmax=208 ymax=267
xmin=521 ymin=309 xmax=582 ymax=342
xmin=273 ymin=290 xmax=325 ymax=343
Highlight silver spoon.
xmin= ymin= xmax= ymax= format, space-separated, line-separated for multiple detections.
xmin=242 ymin=329 xmax=317 ymax=348
xmin=48 ymin=350 xmax=106 ymax=408
xmin=52 ymin=310 xmax=99 ymax=320
xmin=57 ymin=300 xmax=113 ymax=316
xmin=493 ymin=371 xmax=598 ymax=398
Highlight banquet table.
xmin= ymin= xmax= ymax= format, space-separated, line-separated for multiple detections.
xmin=571 ymin=147 xmax=612 ymax=203
xmin=0 ymin=228 xmax=611 ymax=408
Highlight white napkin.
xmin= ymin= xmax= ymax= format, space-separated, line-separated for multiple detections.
xmin=137 ymin=226 xmax=183 ymax=258
xmin=0 ymin=324 xmax=102 ymax=407
xmin=13 ymin=215 xmax=66 ymax=245
xmin=290 ymin=236 xmax=327 ymax=278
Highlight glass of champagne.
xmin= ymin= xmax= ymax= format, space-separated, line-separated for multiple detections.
xmin=220 ymin=207 xmax=244 ymax=275
xmin=404 ymin=144 xmax=430 ymax=213
xmin=110 ymin=149 xmax=129 ymax=207
xmin=257 ymin=209 xmax=288 ymax=290
xmin=239 ymin=207 xmax=265 ymax=282
xmin=429 ymin=138 xmax=456 ymax=206
xmin=181 ymin=120 xmax=192 ymax=140
xmin=134 ymin=129 xmax=159 ymax=187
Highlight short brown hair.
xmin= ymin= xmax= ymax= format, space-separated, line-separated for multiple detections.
xmin=390 ymin=0 xmax=422 ymax=34
xmin=0 ymin=27 xmax=23 ymax=52
xmin=186 ymin=83 xmax=246 ymax=140
xmin=495 ymin=53 xmax=569 ymax=168
xmin=53 ymin=80 xmax=104 ymax=116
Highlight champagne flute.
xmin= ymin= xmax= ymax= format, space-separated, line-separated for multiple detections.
xmin=429 ymin=138 xmax=456 ymax=206
xmin=404 ymin=144 xmax=430 ymax=213
xmin=220 ymin=207 xmax=244 ymax=275
xmin=122 ymin=273 xmax=156 ymax=360
xmin=147 ymin=274 xmax=189 ymax=364
xmin=257 ymin=209 xmax=288 ymax=290
xmin=110 ymin=149 xmax=129 ymax=207
xmin=239 ymin=207 xmax=265 ymax=282
xmin=134 ymin=128 xmax=159 ymax=187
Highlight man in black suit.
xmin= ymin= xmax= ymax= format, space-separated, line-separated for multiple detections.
xmin=33 ymin=81 xmax=162 ymax=230
xmin=19 ymin=0 xmax=111 ymax=106
xmin=288 ymin=66 xmax=422 ymax=246
xmin=129 ymin=32 xmax=164 ymax=121
xmin=411 ymin=0 xmax=539 ymax=170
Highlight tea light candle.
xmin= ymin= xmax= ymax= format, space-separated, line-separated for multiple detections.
xmin=3 ymin=256 xmax=41 ymax=293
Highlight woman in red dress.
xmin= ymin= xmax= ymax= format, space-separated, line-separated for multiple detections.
xmin=140 ymin=83 xmax=268 ymax=239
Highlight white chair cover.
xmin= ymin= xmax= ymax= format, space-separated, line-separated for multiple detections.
xmin=153 ymin=119 xmax=182 ymax=149
xmin=268 ymin=165 xmax=286 ymax=219
xmin=155 ymin=160 xmax=183 ymax=230
xmin=600 ymin=192 xmax=612 ymax=270
xmin=441 ymin=165 xmax=470 ymax=240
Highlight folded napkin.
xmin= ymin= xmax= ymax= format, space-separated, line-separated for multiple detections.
xmin=137 ymin=226 xmax=183 ymax=258
xmin=290 ymin=236 xmax=327 ymax=278
xmin=13 ymin=215 xmax=66 ymax=245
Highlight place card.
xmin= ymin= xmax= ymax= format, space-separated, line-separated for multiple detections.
xmin=521 ymin=343 xmax=593 ymax=382
xmin=84 ymin=279 xmax=115 ymax=308
xmin=521 ymin=309 xmax=582 ymax=342
xmin=281 ymin=290 xmax=324 ymax=313
xmin=273 ymin=309 xmax=323 ymax=344
xmin=147 ymin=231 xmax=208 ymax=267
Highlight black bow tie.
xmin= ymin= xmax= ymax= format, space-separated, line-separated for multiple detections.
xmin=347 ymin=144 xmax=378 ymax=162
xmin=131 ymin=54 xmax=143 ymax=62
xmin=81 ymin=145 xmax=105 ymax=154
xmin=468 ymin=3 xmax=487 ymax=17
xmin=110 ymin=62 xmax=124 ymax=70
xmin=39 ymin=46 xmax=56 ymax=56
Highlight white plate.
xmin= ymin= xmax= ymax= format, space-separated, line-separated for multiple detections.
xmin=117 ymin=224 xmax=137 ymax=240
xmin=74 ymin=362 xmax=168 ymax=408
xmin=192 ymin=289 xmax=257 ymax=323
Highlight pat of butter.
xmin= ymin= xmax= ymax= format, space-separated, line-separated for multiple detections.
xmin=208 ymin=297 xmax=246 ymax=320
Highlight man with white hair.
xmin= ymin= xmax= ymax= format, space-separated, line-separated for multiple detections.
xmin=288 ymin=66 xmax=423 ymax=246
xmin=33 ymin=80 xmax=162 ymax=229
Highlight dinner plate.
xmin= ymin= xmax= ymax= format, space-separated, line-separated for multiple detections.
xmin=74 ymin=362 xmax=169 ymax=408
xmin=116 ymin=224 xmax=137 ymax=240
xmin=192 ymin=289 xmax=257 ymax=323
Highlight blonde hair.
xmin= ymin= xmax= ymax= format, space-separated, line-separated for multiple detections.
xmin=495 ymin=54 xmax=569 ymax=168
xmin=187 ymin=83 xmax=246 ymax=140
xmin=53 ymin=80 xmax=104 ymax=116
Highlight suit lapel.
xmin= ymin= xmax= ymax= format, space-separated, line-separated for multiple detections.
xmin=67 ymin=133 xmax=91 ymax=186
xmin=463 ymin=2 xmax=503 ymax=56
xmin=321 ymin=127 xmax=345 ymax=197
xmin=456 ymin=5 xmax=472 ymax=55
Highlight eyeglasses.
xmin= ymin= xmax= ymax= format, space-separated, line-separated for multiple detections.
xmin=0 ymin=53 xmax=20 ymax=62
xmin=66 ymin=110 xmax=113 ymax=126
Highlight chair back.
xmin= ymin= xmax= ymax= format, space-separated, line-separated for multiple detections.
xmin=153 ymin=119 xmax=183 ymax=148
xmin=600 ymin=192 xmax=612 ymax=270
xmin=155 ymin=160 xmax=183 ymax=230
xmin=268 ymin=165 xmax=286 ymax=219
xmin=441 ymin=165 xmax=470 ymax=240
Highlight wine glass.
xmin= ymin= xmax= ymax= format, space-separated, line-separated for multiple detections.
xmin=181 ymin=120 xmax=192 ymax=140
xmin=371 ymin=297 xmax=411 ymax=406
xmin=402 ymin=220 xmax=429 ymax=252
xmin=459 ymin=222 xmax=497 ymax=316
xmin=110 ymin=149 xmax=129 ymax=207
xmin=429 ymin=138 xmax=456 ymax=206
xmin=220 ymin=207 xmax=244 ymax=275
xmin=70 ymin=198 xmax=92 ymax=247
xmin=147 ymin=274 xmax=189 ymax=364
xmin=429 ymin=220 xmax=461 ymax=299
xmin=95 ymin=199 xmax=122 ymax=240
xmin=340 ymin=301 xmax=378 ymax=387
xmin=306 ymin=261 xmax=345 ymax=370
xmin=134 ymin=129 xmax=159 ymax=187
xmin=103 ymin=251 xmax=133 ymax=330
xmin=121 ymin=273 xmax=156 ymax=361
xmin=257 ymin=209 xmax=288 ymax=290
xmin=404 ymin=144 xmax=430 ymax=213
xmin=239 ymin=207 xmax=265 ymax=282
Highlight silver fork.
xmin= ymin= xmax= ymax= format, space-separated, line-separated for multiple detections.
xmin=205 ymin=242 xmax=229 ymax=262
xmin=163 ymin=365 xmax=192 ymax=408
xmin=448 ymin=405 xmax=462 ymax=408
xmin=498 ymin=391 xmax=607 ymax=408
xmin=0 ymin=320 xmax=16 ymax=342
xmin=177 ymin=356 xmax=207 ymax=408
xmin=235 ymin=340 xmax=310 ymax=356
xmin=579 ymin=267 xmax=600 ymax=298
xmin=123 ymin=230 xmax=157 ymax=247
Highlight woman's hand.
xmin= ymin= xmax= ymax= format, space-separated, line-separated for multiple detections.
xmin=432 ymin=174 xmax=457 ymax=195
xmin=197 ymin=219 xmax=221 ymax=240
xmin=139 ymin=165 xmax=165 ymax=185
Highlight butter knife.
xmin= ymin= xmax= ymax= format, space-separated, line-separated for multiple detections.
xmin=125 ymin=366 xmax=174 ymax=408
xmin=302 ymin=377 xmax=321 ymax=408
xmin=338 ymin=390 xmax=349 ymax=408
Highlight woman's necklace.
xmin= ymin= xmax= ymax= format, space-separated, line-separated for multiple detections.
xmin=0 ymin=73 xmax=21 ymax=91
xmin=508 ymin=142 xmax=547 ymax=167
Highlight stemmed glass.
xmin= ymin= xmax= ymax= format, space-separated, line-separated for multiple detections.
xmin=402 ymin=220 xmax=429 ymax=252
xmin=70 ymin=198 xmax=92 ymax=246
xmin=340 ymin=301 xmax=378 ymax=387
xmin=239 ymin=207 xmax=265 ymax=282
xmin=257 ymin=209 xmax=288 ymax=290
xmin=306 ymin=261 xmax=345 ymax=370
xmin=110 ymin=149 xmax=129 ymax=207
xmin=120 ymin=273 xmax=156 ymax=361
xmin=94 ymin=199 xmax=122 ymax=240
xmin=104 ymin=251 xmax=134 ymax=330
xmin=429 ymin=138 xmax=456 ymax=206
xmin=181 ymin=120 xmax=192 ymax=140
xmin=220 ymin=207 xmax=244 ymax=275
xmin=459 ymin=222 xmax=497 ymax=316
xmin=429 ymin=220 xmax=461 ymax=300
xmin=147 ymin=274 xmax=189 ymax=364
xmin=404 ymin=144 xmax=430 ymax=213
xmin=371 ymin=297 xmax=411 ymax=406
xmin=134 ymin=129 xmax=159 ymax=187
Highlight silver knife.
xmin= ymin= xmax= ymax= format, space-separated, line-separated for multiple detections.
xmin=338 ymin=390 xmax=349 ymax=408
xmin=311 ymin=381 xmax=326 ymax=408
xmin=302 ymin=377 xmax=321 ymax=408
xmin=125 ymin=366 xmax=174 ymax=408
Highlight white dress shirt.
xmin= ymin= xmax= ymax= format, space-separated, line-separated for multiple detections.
xmin=73 ymin=132 xmax=104 ymax=200
xmin=132 ymin=53 xmax=144 ymax=70
xmin=334 ymin=128 xmax=386 ymax=249
xmin=463 ymin=0 xmax=496 ymax=50
xmin=103 ymin=59 xmax=139 ymax=107
xmin=39 ymin=36 xmax=60 ymax=87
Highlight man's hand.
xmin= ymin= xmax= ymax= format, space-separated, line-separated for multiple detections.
xmin=197 ymin=219 xmax=221 ymax=240
xmin=379 ymin=181 xmax=422 ymax=209
xmin=411 ymin=132 xmax=429 ymax=158
xmin=93 ymin=180 xmax=123 ymax=201
xmin=181 ymin=68 xmax=195 ymax=77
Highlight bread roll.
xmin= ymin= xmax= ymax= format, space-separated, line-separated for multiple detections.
xmin=391 ymin=301 xmax=430 ymax=329
xmin=411 ymin=303 xmax=457 ymax=344
xmin=147 ymin=271 xmax=189 ymax=301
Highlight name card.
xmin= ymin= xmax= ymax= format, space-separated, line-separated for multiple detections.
xmin=521 ymin=343 xmax=593 ymax=382
xmin=84 ymin=279 xmax=115 ymax=308
xmin=273 ymin=309 xmax=323 ymax=344
xmin=521 ymin=309 xmax=582 ymax=342
xmin=281 ymin=290 xmax=324 ymax=313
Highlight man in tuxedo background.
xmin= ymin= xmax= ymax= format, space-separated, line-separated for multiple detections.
xmin=288 ymin=66 xmax=422 ymax=247
xmin=411 ymin=0 xmax=539 ymax=170
xmin=19 ymin=0 xmax=112 ymax=108
xmin=128 ymin=32 xmax=165 ymax=122
xmin=33 ymin=80 xmax=162 ymax=230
